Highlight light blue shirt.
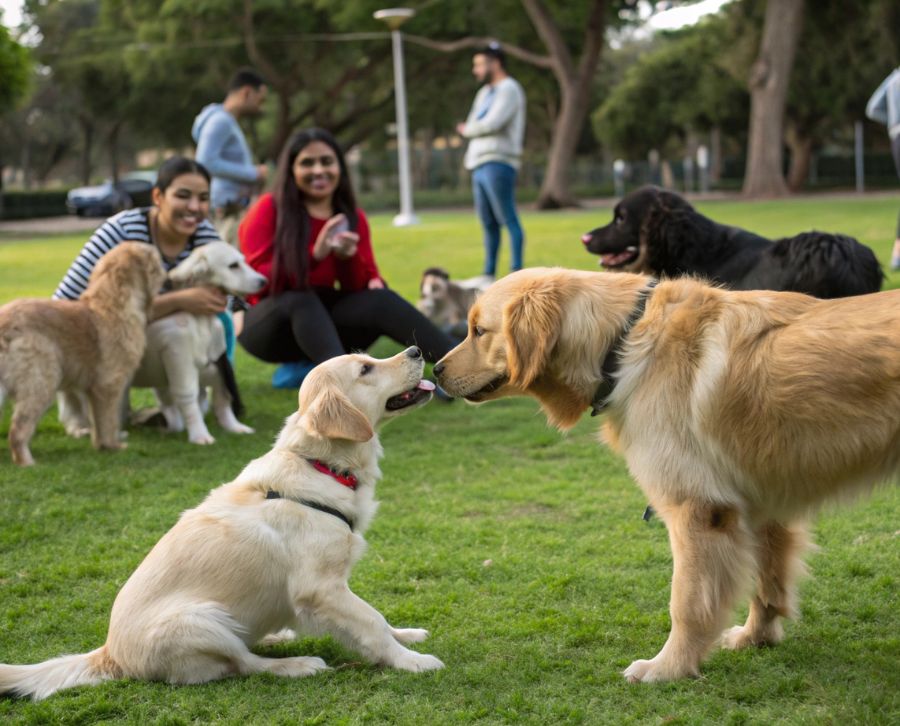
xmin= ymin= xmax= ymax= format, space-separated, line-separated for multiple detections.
xmin=192 ymin=103 xmax=258 ymax=209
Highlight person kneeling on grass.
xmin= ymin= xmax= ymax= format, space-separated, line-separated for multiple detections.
xmin=238 ymin=127 xmax=455 ymax=388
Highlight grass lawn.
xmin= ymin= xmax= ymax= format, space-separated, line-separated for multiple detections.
xmin=1 ymin=195 xmax=898 ymax=724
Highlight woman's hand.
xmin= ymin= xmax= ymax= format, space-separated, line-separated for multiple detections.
xmin=367 ymin=277 xmax=385 ymax=290
xmin=152 ymin=286 xmax=228 ymax=320
xmin=312 ymin=213 xmax=349 ymax=261
xmin=331 ymin=231 xmax=359 ymax=260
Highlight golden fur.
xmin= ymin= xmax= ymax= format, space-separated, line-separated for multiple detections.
xmin=435 ymin=267 xmax=900 ymax=682
xmin=0 ymin=243 xmax=166 ymax=465
xmin=0 ymin=349 xmax=440 ymax=700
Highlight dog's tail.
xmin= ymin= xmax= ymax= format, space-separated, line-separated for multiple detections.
xmin=0 ymin=645 xmax=122 ymax=701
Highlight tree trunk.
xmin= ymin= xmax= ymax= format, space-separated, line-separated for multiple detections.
xmin=538 ymin=80 xmax=592 ymax=208
xmin=785 ymin=125 xmax=812 ymax=192
xmin=709 ymin=126 xmax=722 ymax=183
xmin=742 ymin=0 xmax=805 ymax=198
xmin=523 ymin=0 xmax=607 ymax=209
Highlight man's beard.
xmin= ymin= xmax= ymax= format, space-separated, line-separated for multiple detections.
xmin=478 ymin=69 xmax=494 ymax=85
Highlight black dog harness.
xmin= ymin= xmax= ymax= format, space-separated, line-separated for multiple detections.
xmin=590 ymin=278 xmax=658 ymax=416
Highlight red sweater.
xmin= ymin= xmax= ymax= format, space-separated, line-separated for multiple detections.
xmin=239 ymin=193 xmax=381 ymax=304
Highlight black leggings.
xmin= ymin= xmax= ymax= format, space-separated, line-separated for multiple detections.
xmin=238 ymin=287 xmax=455 ymax=364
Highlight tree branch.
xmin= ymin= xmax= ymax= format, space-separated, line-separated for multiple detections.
xmin=520 ymin=0 xmax=575 ymax=81
xmin=240 ymin=0 xmax=286 ymax=90
xmin=576 ymin=0 xmax=607 ymax=83
xmin=404 ymin=34 xmax=553 ymax=70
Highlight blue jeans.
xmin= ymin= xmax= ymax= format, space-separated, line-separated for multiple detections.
xmin=472 ymin=161 xmax=524 ymax=276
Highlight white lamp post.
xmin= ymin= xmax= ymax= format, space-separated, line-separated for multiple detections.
xmin=374 ymin=7 xmax=419 ymax=226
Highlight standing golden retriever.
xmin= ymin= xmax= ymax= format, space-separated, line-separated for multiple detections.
xmin=434 ymin=267 xmax=900 ymax=682
xmin=0 ymin=348 xmax=440 ymax=700
xmin=0 ymin=243 xmax=165 ymax=465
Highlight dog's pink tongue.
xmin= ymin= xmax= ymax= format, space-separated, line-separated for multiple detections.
xmin=418 ymin=380 xmax=436 ymax=392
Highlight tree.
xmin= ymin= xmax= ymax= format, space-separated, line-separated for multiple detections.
xmin=594 ymin=20 xmax=749 ymax=162
xmin=0 ymin=23 xmax=30 ymax=116
xmin=409 ymin=0 xmax=626 ymax=209
xmin=742 ymin=0 xmax=804 ymax=197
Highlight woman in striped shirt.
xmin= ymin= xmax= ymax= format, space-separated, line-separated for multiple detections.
xmin=52 ymin=157 xmax=228 ymax=435
xmin=54 ymin=157 xmax=226 ymax=319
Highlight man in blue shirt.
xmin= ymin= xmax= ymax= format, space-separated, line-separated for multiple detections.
xmin=193 ymin=68 xmax=269 ymax=246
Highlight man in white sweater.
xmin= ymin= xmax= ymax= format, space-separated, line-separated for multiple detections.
xmin=457 ymin=43 xmax=527 ymax=277
xmin=866 ymin=67 xmax=900 ymax=270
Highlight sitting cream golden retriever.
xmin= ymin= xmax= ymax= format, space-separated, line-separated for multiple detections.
xmin=434 ymin=267 xmax=900 ymax=682
xmin=0 ymin=348 xmax=440 ymax=700
xmin=0 ymin=243 xmax=165 ymax=466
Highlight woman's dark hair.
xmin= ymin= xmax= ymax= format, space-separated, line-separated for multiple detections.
xmin=155 ymin=156 xmax=211 ymax=193
xmin=271 ymin=128 xmax=357 ymax=293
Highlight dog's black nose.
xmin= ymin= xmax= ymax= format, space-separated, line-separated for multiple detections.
xmin=406 ymin=346 xmax=422 ymax=360
xmin=433 ymin=361 xmax=445 ymax=377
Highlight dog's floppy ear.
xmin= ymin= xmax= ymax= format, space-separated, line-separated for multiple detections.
xmin=168 ymin=250 xmax=209 ymax=286
xmin=301 ymin=387 xmax=374 ymax=442
xmin=504 ymin=282 xmax=563 ymax=388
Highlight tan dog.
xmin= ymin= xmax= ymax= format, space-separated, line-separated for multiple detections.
xmin=0 ymin=348 xmax=441 ymax=700
xmin=416 ymin=267 xmax=492 ymax=331
xmin=434 ymin=267 xmax=900 ymax=682
xmin=0 ymin=243 xmax=165 ymax=466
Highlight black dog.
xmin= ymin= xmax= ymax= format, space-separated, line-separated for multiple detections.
xmin=582 ymin=186 xmax=883 ymax=298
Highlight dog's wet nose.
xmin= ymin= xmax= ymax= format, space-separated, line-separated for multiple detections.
xmin=581 ymin=233 xmax=593 ymax=245
xmin=433 ymin=361 xmax=445 ymax=377
xmin=405 ymin=346 xmax=422 ymax=360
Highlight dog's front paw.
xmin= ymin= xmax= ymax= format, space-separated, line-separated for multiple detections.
xmin=188 ymin=432 xmax=216 ymax=445
xmin=100 ymin=440 xmax=128 ymax=451
xmin=65 ymin=426 xmax=91 ymax=439
xmin=624 ymin=656 xmax=697 ymax=683
xmin=390 ymin=651 xmax=444 ymax=673
xmin=391 ymin=628 xmax=429 ymax=645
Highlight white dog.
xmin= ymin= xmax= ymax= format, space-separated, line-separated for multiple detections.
xmin=0 ymin=348 xmax=441 ymax=700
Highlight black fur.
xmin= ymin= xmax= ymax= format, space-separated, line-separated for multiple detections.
xmin=214 ymin=354 xmax=244 ymax=417
xmin=583 ymin=186 xmax=883 ymax=298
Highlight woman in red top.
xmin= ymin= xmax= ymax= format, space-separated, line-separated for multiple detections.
xmin=238 ymin=128 xmax=454 ymax=378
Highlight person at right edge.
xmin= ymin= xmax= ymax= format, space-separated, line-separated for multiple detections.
xmin=456 ymin=43 xmax=527 ymax=279
xmin=866 ymin=66 xmax=900 ymax=271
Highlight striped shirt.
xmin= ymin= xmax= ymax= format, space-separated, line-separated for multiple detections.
xmin=53 ymin=208 xmax=221 ymax=300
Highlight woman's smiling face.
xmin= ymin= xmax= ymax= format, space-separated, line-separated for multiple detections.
xmin=152 ymin=172 xmax=210 ymax=237
xmin=293 ymin=140 xmax=340 ymax=204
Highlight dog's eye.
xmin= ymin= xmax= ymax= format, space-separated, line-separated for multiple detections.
xmin=473 ymin=325 xmax=485 ymax=337
xmin=228 ymin=262 xmax=240 ymax=270
xmin=360 ymin=363 xmax=373 ymax=376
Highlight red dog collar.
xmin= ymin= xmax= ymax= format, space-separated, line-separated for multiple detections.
xmin=307 ymin=459 xmax=358 ymax=490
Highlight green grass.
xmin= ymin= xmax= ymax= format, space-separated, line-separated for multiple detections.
xmin=1 ymin=196 xmax=899 ymax=724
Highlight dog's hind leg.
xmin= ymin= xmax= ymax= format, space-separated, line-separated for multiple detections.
xmin=721 ymin=520 xmax=809 ymax=650
xmin=135 ymin=604 xmax=327 ymax=684
xmin=9 ymin=386 xmax=55 ymax=466
xmin=624 ymin=500 xmax=755 ymax=683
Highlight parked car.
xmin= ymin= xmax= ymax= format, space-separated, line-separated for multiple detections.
xmin=66 ymin=171 xmax=157 ymax=217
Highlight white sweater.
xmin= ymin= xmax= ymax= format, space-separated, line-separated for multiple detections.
xmin=462 ymin=77 xmax=526 ymax=171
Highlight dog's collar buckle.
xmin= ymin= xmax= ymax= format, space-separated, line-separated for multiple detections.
xmin=591 ymin=279 xmax=658 ymax=416
xmin=307 ymin=459 xmax=358 ymax=490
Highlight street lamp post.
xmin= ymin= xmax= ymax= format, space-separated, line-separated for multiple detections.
xmin=374 ymin=7 xmax=419 ymax=226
